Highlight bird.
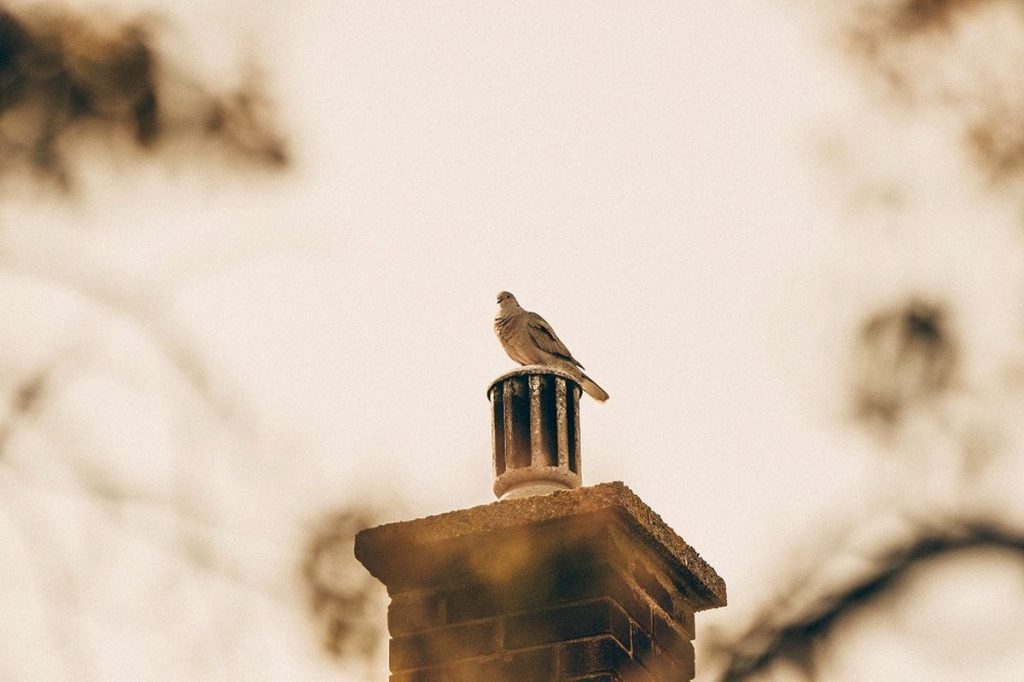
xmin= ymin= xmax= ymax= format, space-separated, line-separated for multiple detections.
xmin=493 ymin=291 xmax=609 ymax=402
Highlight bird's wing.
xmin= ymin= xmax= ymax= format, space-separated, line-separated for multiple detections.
xmin=527 ymin=312 xmax=585 ymax=369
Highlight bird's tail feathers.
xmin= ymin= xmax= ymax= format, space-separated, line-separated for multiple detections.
xmin=580 ymin=374 xmax=609 ymax=402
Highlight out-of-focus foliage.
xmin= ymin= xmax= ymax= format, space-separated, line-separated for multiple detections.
xmin=0 ymin=3 xmax=387 ymax=680
xmin=0 ymin=4 xmax=287 ymax=189
xmin=703 ymin=1 xmax=1024 ymax=678
xmin=304 ymin=509 xmax=385 ymax=664
xmin=704 ymin=516 xmax=1024 ymax=680
xmin=846 ymin=0 xmax=1024 ymax=191
xmin=852 ymin=297 xmax=958 ymax=431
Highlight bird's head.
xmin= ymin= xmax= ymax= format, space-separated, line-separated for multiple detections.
xmin=496 ymin=291 xmax=521 ymax=313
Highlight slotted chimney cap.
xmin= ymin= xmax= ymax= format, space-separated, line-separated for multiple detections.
xmin=488 ymin=366 xmax=584 ymax=500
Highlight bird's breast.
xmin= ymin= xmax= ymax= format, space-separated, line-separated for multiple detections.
xmin=494 ymin=314 xmax=522 ymax=346
xmin=493 ymin=315 xmax=513 ymax=336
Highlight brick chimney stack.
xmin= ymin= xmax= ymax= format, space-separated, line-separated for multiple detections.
xmin=355 ymin=368 xmax=726 ymax=681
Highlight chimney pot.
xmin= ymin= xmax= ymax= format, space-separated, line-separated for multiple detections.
xmin=488 ymin=366 xmax=583 ymax=500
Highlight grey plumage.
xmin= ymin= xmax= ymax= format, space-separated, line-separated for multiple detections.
xmin=493 ymin=291 xmax=609 ymax=402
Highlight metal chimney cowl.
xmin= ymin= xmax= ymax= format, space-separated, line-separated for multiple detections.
xmin=488 ymin=366 xmax=583 ymax=500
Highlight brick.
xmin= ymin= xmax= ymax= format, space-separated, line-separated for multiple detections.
xmin=444 ymin=584 xmax=506 ymax=624
xmin=640 ymin=643 xmax=694 ymax=681
xmin=444 ymin=553 xmax=609 ymax=625
xmin=604 ymin=571 xmax=655 ymax=634
xmin=666 ymin=601 xmax=695 ymax=640
xmin=390 ymin=619 xmax=499 ymax=671
xmin=545 ymin=553 xmax=613 ymax=604
xmin=651 ymin=610 xmax=695 ymax=663
xmin=607 ymin=527 xmax=702 ymax=632
xmin=643 ymin=580 xmax=695 ymax=640
xmin=389 ymin=592 xmax=446 ymax=635
xmin=615 ymin=657 xmax=650 ymax=682
xmin=389 ymin=669 xmax=444 ymax=682
xmin=560 ymin=636 xmax=631 ymax=676
xmin=619 ymin=664 xmax=656 ymax=682
xmin=505 ymin=599 xmax=631 ymax=650
xmin=631 ymin=561 xmax=675 ymax=617
xmin=634 ymin=619 xmax=692 ymax=679
xmin=630 ymin=621 xmax=651 ymax=663
xmin=447 ymin=647 xmax=557 ymax=682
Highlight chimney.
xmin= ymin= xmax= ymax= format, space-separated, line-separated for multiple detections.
xmin=355 ymin=368 xmax=726 ymax=681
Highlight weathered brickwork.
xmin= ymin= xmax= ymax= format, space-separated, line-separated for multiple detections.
xmin=356 ymin=483 xmax=726 ymax=681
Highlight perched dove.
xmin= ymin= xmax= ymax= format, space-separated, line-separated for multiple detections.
xmin=493 ymin=291 xmax=609 ymax=402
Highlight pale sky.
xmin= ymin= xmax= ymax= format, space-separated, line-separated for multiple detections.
xmin=2 ymin=1 xmax=1023 ymax=680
